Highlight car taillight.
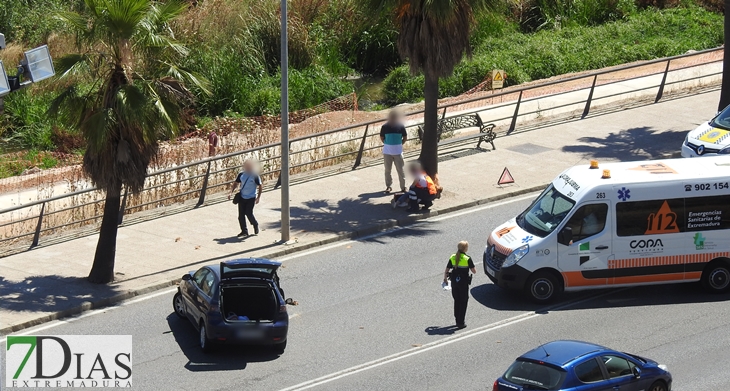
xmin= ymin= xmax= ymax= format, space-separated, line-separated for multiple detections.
xmin=492 ymin=380 xmax=498 ymax=391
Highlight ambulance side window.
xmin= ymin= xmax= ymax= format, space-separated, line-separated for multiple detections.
xmin=565 ymin=203 xmax=608 ymax=242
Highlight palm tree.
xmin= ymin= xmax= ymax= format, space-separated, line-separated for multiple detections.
xmin=50 ymin=0 xmax=208 ymax=283
xmin=366 ymin=0 xmax=489 ymax=183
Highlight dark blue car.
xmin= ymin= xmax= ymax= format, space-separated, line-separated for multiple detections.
xmin=173 ymin=258 xmax=289 ymax=353
xmin=494 ymin=340 xmax=671 ymax=391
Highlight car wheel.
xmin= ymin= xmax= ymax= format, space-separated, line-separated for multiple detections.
xmin=172 ymin=292 xmax=186 ymax=318
xmin=199 ymin=322 xmax=212 ymax=353
xmin=525 ymin=271 xmax=561 ymax=303
xmin=648 ymin=380 xmax=667 ymax=391
xmin=274 ymin=340 xmax=287 ymax=354
xmin=702 ymin=261 xmax=730 ymax=293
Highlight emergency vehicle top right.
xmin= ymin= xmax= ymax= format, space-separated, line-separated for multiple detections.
xmin=682 ymin=104 xmax=730 ymax=157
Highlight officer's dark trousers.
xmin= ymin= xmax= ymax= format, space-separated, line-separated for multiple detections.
xmin=237 ymin=197 xmax=258 ymax=233
xmin=451 ymin=280 xmax=470 ymax=326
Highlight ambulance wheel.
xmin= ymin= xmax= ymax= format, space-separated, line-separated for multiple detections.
xmin=702 ymin=260 xmax=730 ymax=294
xmin=525 ymin=271 xmax=561 ymax=303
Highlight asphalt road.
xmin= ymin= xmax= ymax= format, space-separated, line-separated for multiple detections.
xmin=3 ymin=194 xmax=730 ymax=390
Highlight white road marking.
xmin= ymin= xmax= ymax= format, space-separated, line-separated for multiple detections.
xmin=1 ymin=193 xmax=535 ymax=341
xmin=428 ymin=194 xmax=536 ymax=222
xmin=278 ymin=288 xmax=627 ymax=391
xmin=279 ymin=193 xmax=537 ymax=262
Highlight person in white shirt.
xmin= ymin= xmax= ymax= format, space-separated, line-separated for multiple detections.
xmin=380 ymin=110 xmax=408 ymax=194
xmin=228 ymin=160 xmax=262 ymax=237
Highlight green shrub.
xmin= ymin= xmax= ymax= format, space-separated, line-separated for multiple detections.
xmin=513 ymin=0 xmax=635 ymax=32
xmin=1 ymin=89 xmax=55 ymax=150
xmin=0 ymin=0 xmax=82 ymax=45
xmin=383 ymin=5 xmax=723 ymax=105
xmin=341 ymin=20 xmax=400 ymax=76
xmin=383 ymin=67 xmax=424 ymax=106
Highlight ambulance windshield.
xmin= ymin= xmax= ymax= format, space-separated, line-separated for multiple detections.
xmin=517 ymin=185 xmax=575 ymax=238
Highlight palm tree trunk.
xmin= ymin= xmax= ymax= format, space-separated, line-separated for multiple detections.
xmin=88 ymin=183 xmax=122 ymax=284
xmin=419 ymin=73 xmax=440 ymax=184
xmin=720 ymin=0 xmax=730 ymax=111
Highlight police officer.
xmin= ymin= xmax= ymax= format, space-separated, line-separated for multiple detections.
xmin=443 ymin=241 xmax=476 ymax=329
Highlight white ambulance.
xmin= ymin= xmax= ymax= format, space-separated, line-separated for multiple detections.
xmin=484 ymin=157 xmax=730 ymax=302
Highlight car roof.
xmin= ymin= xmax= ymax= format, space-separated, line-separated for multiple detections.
xmin=208 ymin=258 xmax=281 ymax=278
xmin=520 ymin=340 xmax=610 ymax=367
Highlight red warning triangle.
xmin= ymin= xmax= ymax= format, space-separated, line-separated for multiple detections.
xmin=498 ymin=167 xmax=514 ymax=185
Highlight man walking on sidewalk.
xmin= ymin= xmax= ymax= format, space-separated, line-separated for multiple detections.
xmin=228 ymin=160 xmax=262 ymax=237
xmin=380 ymin=110 xmax=408 ymax=194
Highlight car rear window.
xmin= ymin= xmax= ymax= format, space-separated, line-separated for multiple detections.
xmin=504 ymin=360 xmax=566 ymax=390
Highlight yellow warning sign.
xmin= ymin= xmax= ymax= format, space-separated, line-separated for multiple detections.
xmin=699 ymin=128 xmax=730 ymax=144
xmin=645 ymin=201 xmax=679 ymax=234
xmin=491 ymin=69 xmax=505 ymax=89
xmin=629 ymin=162 xmax=677 ymax=175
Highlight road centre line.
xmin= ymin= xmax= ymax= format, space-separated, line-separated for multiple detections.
xmin=278 ymin=288 xmax=628 ymax=391
xmin=1 ymin=193 xmax=537 ymax=341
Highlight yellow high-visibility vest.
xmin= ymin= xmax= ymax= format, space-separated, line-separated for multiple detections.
xmin=449 ymin=253 xmax=470 ymax=268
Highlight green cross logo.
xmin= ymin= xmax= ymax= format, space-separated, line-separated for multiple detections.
xmin=693 ymin=233 xmax=705 ymax=250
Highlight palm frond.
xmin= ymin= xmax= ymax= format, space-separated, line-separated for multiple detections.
xmin=55 ymin=11 xmax=90 ymax=34
xmin=162 ymin=63 xmax=211 ymax=96
xmin=115 ymin=84 xmax=149 ymax=133
xmin=80 ymin=109 xmax=114 ymax=152
xmin=55 ymin=54 xmax=94 ymax=79
xmin=51 ymin=0 xmax=207 ymax=193
xmin=105 ymin=0 xmax=150 ymax=40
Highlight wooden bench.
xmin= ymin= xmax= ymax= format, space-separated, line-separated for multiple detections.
xmin=417 ymin=113 xmax=497 ymax=150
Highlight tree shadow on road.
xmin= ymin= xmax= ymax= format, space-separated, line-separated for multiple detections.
xmin=359 ymin=225 xmax=441 ymax=244
xmin=265 ymin=197 xmax=440 ymax=238
xmin=165 ymin=314 xmax=279 ymax=372
xmin=561 ymin=127 xmax=687 ymax=161
xmin=0 ymin=275 xmax=121 ymax=321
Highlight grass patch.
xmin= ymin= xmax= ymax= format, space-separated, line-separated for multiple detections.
xmin=0 ymin=149 xmax=68 ymax=179
xmin=383 ymin=5 xmax=722 ymax=105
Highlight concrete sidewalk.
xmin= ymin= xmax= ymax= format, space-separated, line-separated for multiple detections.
xmin=0 ymin=90 xmax=719 ymax=334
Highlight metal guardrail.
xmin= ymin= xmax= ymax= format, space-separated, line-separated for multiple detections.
xmin=0 ymin=46 xmax=722 ymax=251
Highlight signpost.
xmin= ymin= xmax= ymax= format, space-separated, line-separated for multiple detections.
xmin=491 ymin=69 xmax=505 ymax=90
xmin=280 ymin=0 xmax=291 ymax=243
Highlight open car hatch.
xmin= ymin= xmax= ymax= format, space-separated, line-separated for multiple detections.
xmin=221 ymin=258 xmax=281 ymax=280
